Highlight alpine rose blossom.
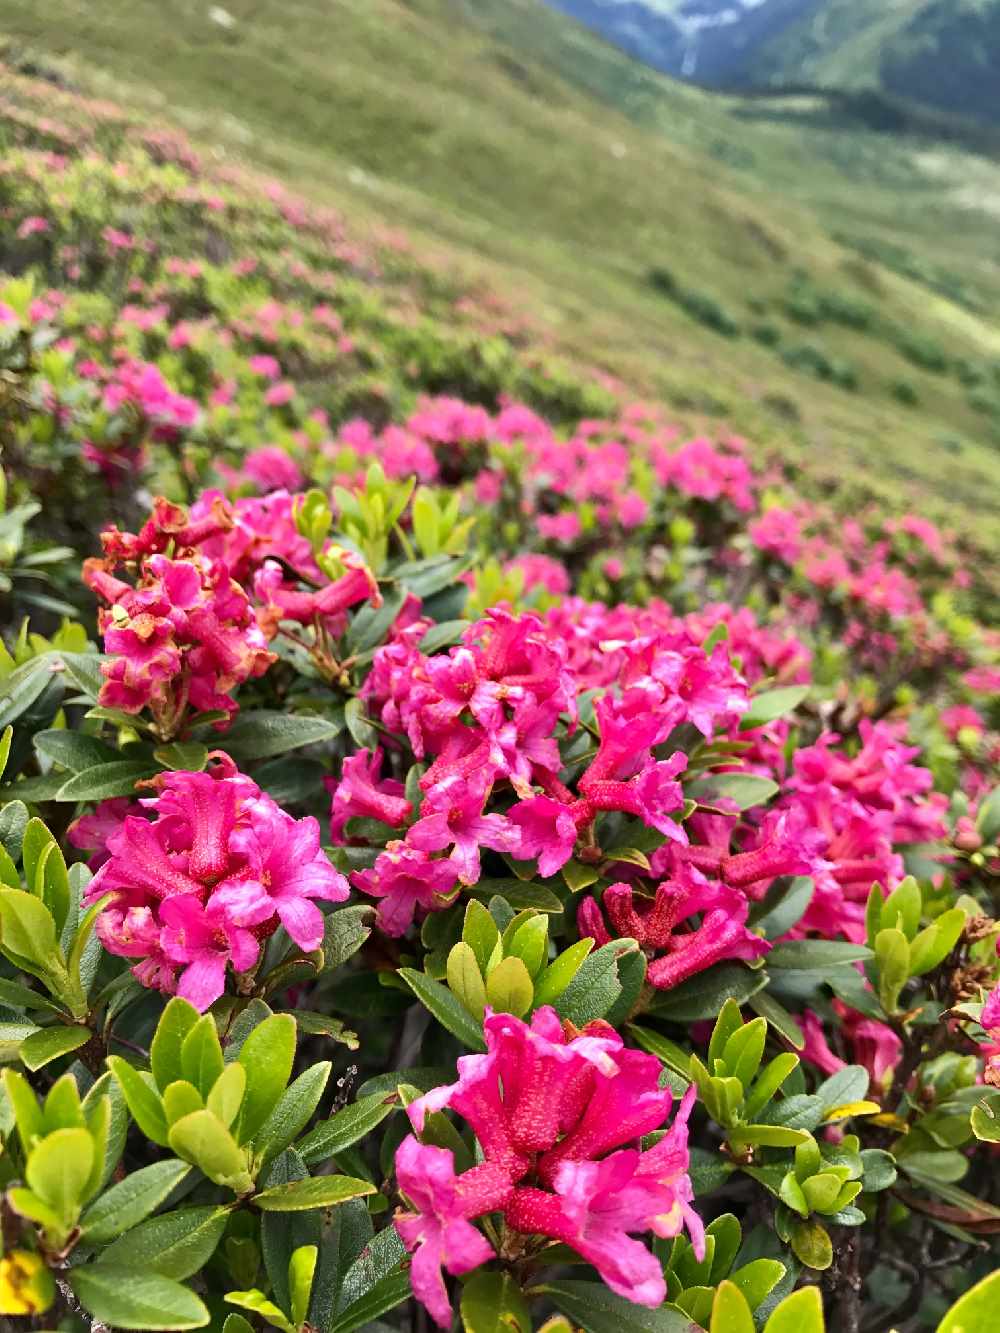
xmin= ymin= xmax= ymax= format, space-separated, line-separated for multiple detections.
xmin=83 ymin=755 xmax=348 ymax=1009
xmin=395 ymin=1008 xmax=702 ymax=1325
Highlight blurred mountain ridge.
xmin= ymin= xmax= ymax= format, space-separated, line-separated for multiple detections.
xmin=542 ymin=0 xmax=1000 ymax=125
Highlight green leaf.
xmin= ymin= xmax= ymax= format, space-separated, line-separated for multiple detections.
xmin=555 ymin=940 xmax=636 ymax=1026
xmin=470 ymin=881 xmax=564 ymax=914
xmin=298 ymin=1092 xmax=398 ymax=1166
xmin=33 ymin=729 xmax=119 ymax=772
xmin=56 ymin=760 xmax=158 ymax=801
xmin=254 ymin=1061 xmax=332 ymax=1164
xmin=874 ymin=927 xmax=910 ymax=1012
xmin=723 ymin=1016 xmax=767 ymax=1090
xmin=533 ymin=938 xmax=594 ymax=1008
xmin=0 ymin=799 xmax=29 ymax=860
xmin=975 ymin=787 xmax=1000 ymax=844
xmin=0 ymin=723 xmax=11 ymax=778
xmin=26 ymin=1127 xmax=93 ymax=1221
xmin=225 ymin=1290 xmax=295 ymax=1333
xmin=321 ymin=904 xmax=374 ymax=973
xmin=0 ymin=656 xmax=57 ymax=729
xmin=222 ymin=711 xmax=343 ymax=761
xmin=207 ymin=1063 xmax=247 ymax=1128
xmin=728 ymin=1259 xmax=786 ymax=1311
xmin=880 ymin=876 xmax=921 ymax=938
xmin=750 ymin=876 xmax=814 ymax=941
xmin=80 ymin=1159 xmax=191 ymax=1243
xmin=938 ymin=1269 xmax=1000 ymax=1332
xmin=164 ymin=1081 xmax=203 ymax=1126
xmin=710 ymin=1281 xmax=754 ymax=1333
xmin=748 ymin=991 xmax=805 ymax=1049
xmin=763 ymin=1286 xmax=825 ymax=1333
xmin=103 ymin=1205 xmax=229 ymax=1279
xmin=789 ymin=1218 xmax=832 ymax=1270
xmin=330 ymin=1270 xmax=412 ymax=1333
xmin=971 ymin=1097 xmax=1000 ymax=1143
xmin=237 ymin=1013 xmax=296 ymax=1143
xmin=253 ymin=1175 xmax=375 ymax=1211
xmin=647 ymin=963 xmax=767 ymax=1021
xmin=708 ymin=998 xmax=744 ymax=1070
xmin=70 ymin=1263 xmax=209 ymax=1330
xmin=561 ymin=859 xmax=601 ymax=892
xmin=627 ymin=1025 xmax=692 ymax=1081
xmin=461 ymin=1270 xmax=532 ymax=1333
xmin=462 ymin=899 xmax=501 ymax=974
xmin=729 ymin=1124 xmax=811 ymax=1150
xmin=151 ymin=997 xmax=201 ymax=1093
xmin=20 ymin=1025 xmax=90 ymax=1070
xmin=485 ymin=955 xmax=534 ymax=1018
xmin=909 ymin=908 xmax=966 ymax=976
xmin=181 ymin=1015 xmax=226 ymax=1100
xmin=766 ymin=940 xmax=873 ymax=969
xmin=223 ymin=1317 xmax=255 ymax=1333
xmin=687 ymin=773 xmax=779 ymax=811
xmin=536 ymin=1281 xmax=693 ymax=1333
xmin=168 ymin=1111 xmax=252 ymax=1193
xmin=289 ymin=1244 xmax=317 ymax=1326
xmin=0 ymin=888 xmax=65 ymax=983
xmin=399 ymin=969 xmax=487 ymax=1051
xmin=447 ymin=942 xmax=488 ymax=1020
xmin=814 ymin=1066 xmax=869 ymax=1111
xmin=154 ymin=742 xmax=210 ymax=771
xmin=859 ymin=1148 xmax=897 ymax=1191
xmin=739 ymin=686 xmax=809 ymax=732
xmin=507 ymin=915 xmax=549 ymax=979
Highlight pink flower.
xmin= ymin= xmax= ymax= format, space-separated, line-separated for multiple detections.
xmin=17 ymin=216 xmax=49 ymax=239
xmin=326 ymin=748 xmax=412 ymax=843
xmin=159 ymin=892 xmax=261 ymax=1011
xmin=215 ymin=802 xmax=348 ymax=952
xmin=399 ymin=1010 xmax=702 ymax=1322
xmin=67 ymin=798 xmax=144 ymax=870
xmin=84 ymin=758 xmax=346 ymax=1008
xmin=508 ymin=795 xmax=586 ymax=877
xmin=800 ymin=1010 xmax=846 ymax=1077
xmin=243 ymin=446 xmax=303 ymax=493
xmin=394 ymin=1137 xmax=511 ymax=1329
xmin=352 ymin=843 xmax=460 ymax=936
xmin=579 ymin=870 xmax=770 ymax=990
xmin=264 ymin=381 xmax=295 ymax=407
xmin=407 ymin=775 xmax=520 ymax=884
xmin=537 ymin=512 xmax=581 ymax=543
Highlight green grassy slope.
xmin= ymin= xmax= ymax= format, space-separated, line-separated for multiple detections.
xmin=2 ymin=0 xmax=1000 ymax=549
xmin=744 ymin=0 xmax=1000 ymax=128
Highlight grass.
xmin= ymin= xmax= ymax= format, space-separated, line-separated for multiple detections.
xmin=1 ymin=0 xmax=1000 ymax=550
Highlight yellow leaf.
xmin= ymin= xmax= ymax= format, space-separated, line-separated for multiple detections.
xmin=822 ymin=1100 xmax=882 ymax=1123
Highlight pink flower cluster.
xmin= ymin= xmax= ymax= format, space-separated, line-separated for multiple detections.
xmin=395 ymin=1008 xmax=702 ymax=1326
xmin=83 ymin=756 xmax=348 ymax=1009
xmin=84 ymin=499 xmax=274 ymax=733
xmin=336 ymin=607 xmax=724 ymax=933
xmin=777 ymin=720 xmax=948 ymax=940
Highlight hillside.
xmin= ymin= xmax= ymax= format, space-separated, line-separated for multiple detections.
xmin=540 ymin=0 xmax=1000 ymax=127
xmin=2 ymin=0 xmax=1000 ymax=557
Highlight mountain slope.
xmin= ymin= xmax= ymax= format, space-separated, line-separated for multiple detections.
xmin=542 ymin=0 xmax=1000 ymax=125
xmin=2 ymin=0 xmax=1000 ymax=550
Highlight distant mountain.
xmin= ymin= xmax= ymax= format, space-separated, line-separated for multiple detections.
xmin=542 ymin=0 xmax=818 ymax=83
xmin=541 ymin=0 xmax=1000 ymax=125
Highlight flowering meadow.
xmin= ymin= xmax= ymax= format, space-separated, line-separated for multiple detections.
xmin=0 ymin=61 xmax=999 ymax=1333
